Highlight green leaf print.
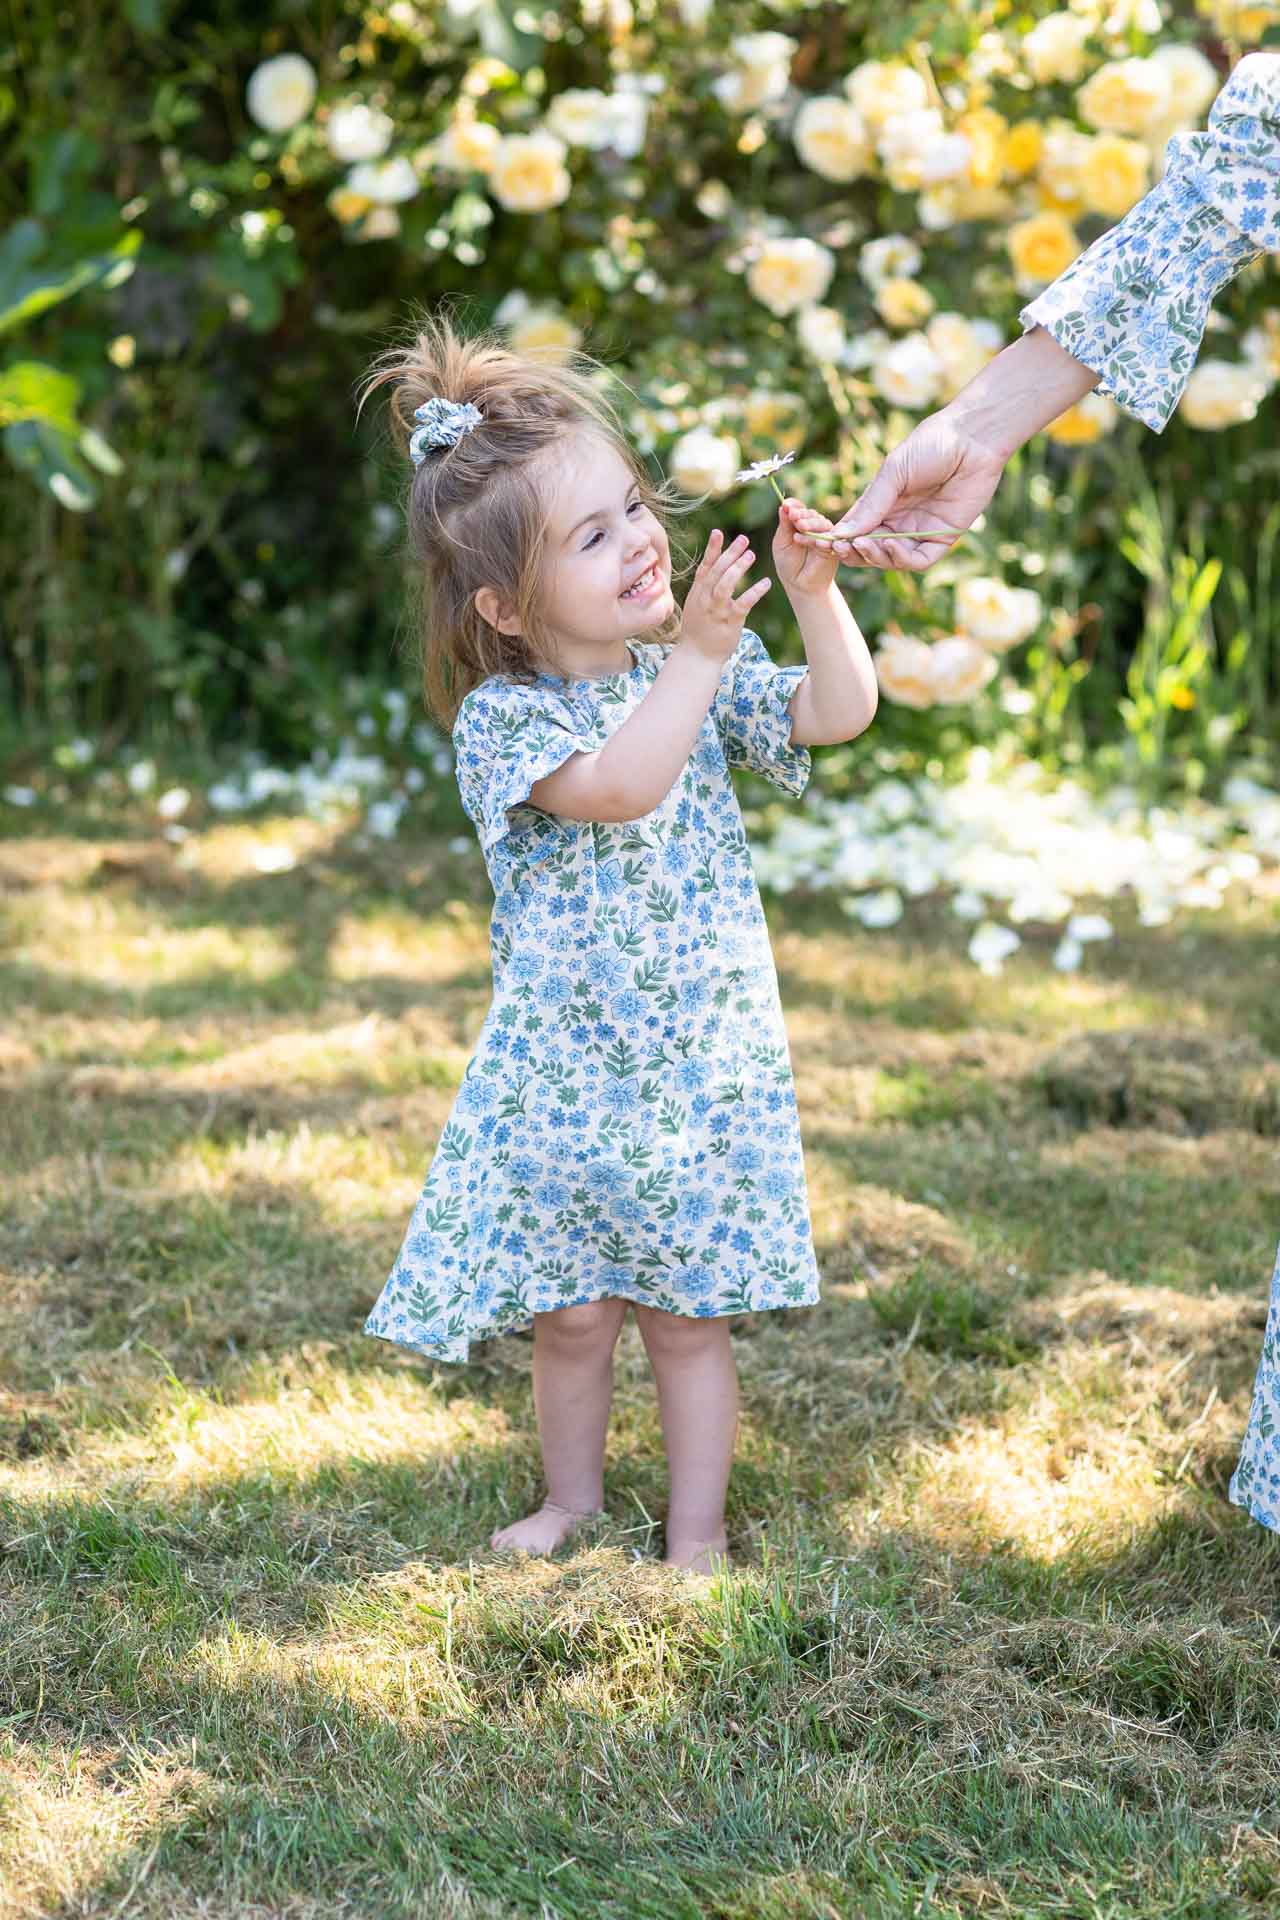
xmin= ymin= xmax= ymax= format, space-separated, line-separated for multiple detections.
xmin=620 ymin=1138 xmax=653 ymax=1168
xmin=645 ymin=882 xmax=679 ymax=923
xmin=634 ymin=1168 xmax=674 ymax=1206
xmin=598 ymin=1231 xmax=632 ymax=1266
xmin=421 ymin=1195 xmax=467 ymax=1240
xmin=496 ymin=1077 xmax=531 ymax=1120
xmin=603 ymin=1038 xmax=641 ymax=1080
xmin=694 ymin=854 xmax=717 ymax=893
xmin=657 ymin=1097 xmax=686 ymax=1137
xmin=438 ymin=1123 xmax=472 ymax=1163
xmin=633 ymin=957 xmax=670 ymax=995
xmin=613 ymin=918 xmax=645 ymax=955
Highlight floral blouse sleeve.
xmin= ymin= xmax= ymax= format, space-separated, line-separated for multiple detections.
xmin=1020 ymin=52 xmax=1280 ymax=432
xmin=712 ymin=627 xmax=812 ymax=798
xmin=452 ymin=679 xmax=600 ymax=857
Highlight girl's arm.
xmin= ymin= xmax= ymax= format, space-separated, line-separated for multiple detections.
xmin=528 ymin=531 xmax=768 ymax=823
xmin=773 ymin=500 xmax=878 ymax=746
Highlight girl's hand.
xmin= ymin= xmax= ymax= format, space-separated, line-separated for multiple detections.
xmin=680 ymin=530 xmax=771 ymax=665
xmin=774 ymin=497 xmax=840 ymax=598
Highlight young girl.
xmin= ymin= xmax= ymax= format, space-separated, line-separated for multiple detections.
xmin=360 ymin=316 xmax=878 ymax=1575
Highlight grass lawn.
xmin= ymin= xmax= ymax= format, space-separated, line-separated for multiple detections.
xmin=2 ymin=811 xmax=1279 ymax=1919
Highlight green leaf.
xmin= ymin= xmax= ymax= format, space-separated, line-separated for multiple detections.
xmin=124 ymin=0 xmax=172 ymax=32
xmin=0 ymin=360 xmax=80 ymax=431
xmin=0 ymin=230 xmax=141 ymax=337
xmin=31 ymin=131 xmax=100 ymax=219
xmin=3 ymin=419 xmax=99 ymax=510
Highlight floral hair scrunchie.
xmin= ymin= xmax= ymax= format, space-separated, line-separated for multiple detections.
xmin=409 ymin=397 xmax=484 ymax=466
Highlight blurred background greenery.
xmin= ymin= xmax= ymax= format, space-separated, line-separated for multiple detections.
xmin=3 ymin=0 xmax=1279 ymax=809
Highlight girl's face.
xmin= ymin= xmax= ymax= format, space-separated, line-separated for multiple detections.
xmin=530 ymin=431 xmax=675 ymax=673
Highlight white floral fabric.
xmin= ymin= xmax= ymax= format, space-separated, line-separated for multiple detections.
xmin=1021 ymin=52 xmax=1280 ymax=431
xmin=364 ymin=631 xmax=823 ymax=1364
xmin=1230 ymin=1245 xmax=1280 ymax=1532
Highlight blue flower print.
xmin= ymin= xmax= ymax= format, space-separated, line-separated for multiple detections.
xmin=363 ymin=631 xmax=821 ymax=1364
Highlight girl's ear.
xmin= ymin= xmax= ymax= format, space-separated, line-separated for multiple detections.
xmin=474 ymin=586 xmax=522 ymax=637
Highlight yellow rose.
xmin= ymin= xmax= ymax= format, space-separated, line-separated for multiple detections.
xmin=1196 ymin=0 xmax=1280 ymax=39
xmin=792 ymin=96 xmax=874 ymax=182
xmin=741 ymin=390 xmax=807 ymax=451
xmin=875 ymin=276 xmax=936 ymax=330
xmin=1008 ymin=211 xmax=1081 ymax=289
xmin=1045 ymin=392 xmax=1120 ymax=445
xmin=1079 ymin=133 xmax=1150 ymax=218
xmin=746 ymin=236 xmax=835 ymax=316
xmin=489 ymin=131 xmax=572 ymax=213
xmin=954 ymin=579 xmax=1041 ymax=653
xmin=1076 ymin=58 xmax=1172 ymax=137
xmin=670 ymin=427 xmax=740 ymax=495
xmin=436 ymin=114 xmax=501 ymax=174
xmin=930 ymin=635 xmax=998 ymax=703
xmin=957 ymin=109 xmax=1008 ymax=190
xmin=1003 ymin=120 xmax=1043 ymax=178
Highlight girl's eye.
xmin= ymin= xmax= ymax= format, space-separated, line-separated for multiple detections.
xmin=627 ymin=498 xmax=643 ymax=514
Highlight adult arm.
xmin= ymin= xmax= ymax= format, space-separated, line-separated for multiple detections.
xmin=826 ymin=51 xmax=1280 ymax=572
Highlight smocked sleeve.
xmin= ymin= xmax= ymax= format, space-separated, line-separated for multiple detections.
xmin=712 ymin=628 xmax=811 ymax=798
xmin=1020 ymin=52 xmax=1280 ymax=432
xmin=452 ymin=680 xmax=601 ymax=858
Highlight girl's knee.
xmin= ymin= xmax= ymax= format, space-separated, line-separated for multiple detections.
xmin=536 ymin=1299 xmax=626 ymax=1346
xmin=634 ymin=1304 xmax=730 ymax=1355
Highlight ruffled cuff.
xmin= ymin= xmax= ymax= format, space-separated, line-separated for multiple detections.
xmin=474 ymin=713 xmax=600 ymax=857
xmin=1021 ymin=167 xmax=1261 ymax=433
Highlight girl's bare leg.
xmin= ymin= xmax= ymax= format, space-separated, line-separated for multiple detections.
xmin=490 ymin=1297 xmax=630 ymax=1554
xmin=632 ymin=1305 xmax=738 ymax=1573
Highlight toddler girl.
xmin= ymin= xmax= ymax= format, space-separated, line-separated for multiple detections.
xmin=361 ymin=316 xmax=878 ymax=1574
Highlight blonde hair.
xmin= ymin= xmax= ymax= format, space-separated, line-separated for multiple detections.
xmin=357 ymin=310 xmax=687 ymax=727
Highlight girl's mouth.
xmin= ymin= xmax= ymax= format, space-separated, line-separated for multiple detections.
xmin=620 ymin=563 xmax=662 ymax=602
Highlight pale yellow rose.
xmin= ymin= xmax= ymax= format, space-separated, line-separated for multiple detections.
xmin=1147 ymin=45 xmax=1219 ymax=127
xmin=878 ymin=109 xmax=972 ymax=193
xmin=1178 ymin=360 xmax=1268 ymax=430
xmin=1037 ymin=121 xmax=1093 ymax=205
xmin=926 ymin=313 xmax=1003 ymax=400
xmin=1077 ymin=58 xmax=1172 ymax=136
xmin=874 ymin=635 xmax=937 ymax=709
xmin=507 ymin=306 xmax=583 ymax=362
xmin=930 ymin=635 xmax=999 ymax=703
xmin=1045 ymin=391 xmax=1121 ymax=444
xmin=954 ymin=578 xmax=1042 ymax=652
xmin=859 ymin=233 xmax=923 ymax=289
xmin=875 ymin=277 xmax=936 ymax=330
xmin=844 ymin=60 xmax=929 ymax=132
xmin=792 ymin=96 xmax=874 ymax=182
xmin=1022 ymin=12 xmax=1092 ymax=85
xmin=327 ymin=186 xmax=374 ymax=225
xmin=489 ymin=131 xmax=572 ymax=213
xmin=1079 ymin=133 xmax=1150 ymax=217
xmin=871 ymin=333 xmax=946 ymax=410
xmin=246 ymin=54 xmax=316 ymax=134
xmin=669 ymin=427 xmax=741 ymax=495
xmin=1196 ymin=0 xmax=1280 ymax=40
xmin=796 ymin=304 xmax=847 ymax=362
xmin=1008 ymin=210 xmax=1081 ymax=289
xmin=714 ymin=32 xmax=797 ymax=113
xmin=1003 ymin=120 xmax=1044 ymax=178
xmin=546 ymin=88 xmax=616 ymax=149
xmin=1242 ymin=311 xmax=1280 ymax=385
xmin=435 ymin=114 xmax=501 ymax=174
xmin=746 ymin=236 xmax=835 ymax=317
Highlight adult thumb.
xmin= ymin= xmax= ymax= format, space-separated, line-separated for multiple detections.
xmin=831 ymin=455 xmax=905 ymax=540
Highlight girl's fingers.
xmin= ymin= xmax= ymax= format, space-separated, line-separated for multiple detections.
xmin=709 ymin=533 xmax=751 ymax=586
xmin=698 ymin=528 xmax=724 ymax=569
xmin=733 ymin=577 xmax=772 ymax=612
xmin=716 ymin=544 xmax=757 ymax=592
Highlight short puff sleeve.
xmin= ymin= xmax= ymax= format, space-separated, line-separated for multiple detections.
xmin=452 ymin=679 xmax=599 ymax=859
xmin=712 ymin=628 xmax=811 ymax=798
xmin=1020 ymin=53 xmax=1280 ymax=432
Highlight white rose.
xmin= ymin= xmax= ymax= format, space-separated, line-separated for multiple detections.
xmin=871 ymin=333 xmax=945 ymax=410
xmin=346 ymin=157 xmax=420 ymax=204
xmin=926 ymin=313 xmax=1004 ymax=400
xmin=489 ymin=131 xmax=572 ymax=212
xmin=796 ymin=304 xmax=847 ymax=363
xmin=859 ymin=233 xmax=923 ymax=289
xmin=327 ymin=103 xmax=394 ymax=163
xmin=844 ymin=61 xmax=929 ymax=131
xmin=357 ymin=206 xmax=402 ymax=241
xmin=713 ymin=32 xmax=796 ymax=113
xmin=546 ymin=89 xmax=615 ymax=149
xmin=793 ymin=96 xmax=873 ymax=182
xmin=1178 ymin=359 xmax=1268 ymax=430
xmin=1037 ymin=121 xmax=1094 ymax=200
xmin=878 ymin=109 xmax=971 ymax=192
xmin=434 ymin=115 xmax=501 ymax=175
xmin=930 ymin=634 xmax=999 ymax=703
xmin=669 ymin=427 xmax=741 ymax=496
xmin=1022 ymin=12 xmax=1092 ymax=85
xmin=603 ymin=88 xmax=649 ymax=159
xmin=746 ymin=236 xmax=835 ymax=317
xmin=507 ymin=304 xmax=583 ymax=362
xmin=677 ymin=0 xmax=712 ymax=23
xmin=246 ymin=54 xmax=316 ymax=134
xmin=874 ymin=635 xmax=937 ymax=708
xmin=1145 ymin=44 xmax=1219 ymax=131
xmin=1102 ymin=0 xmax=1164 ymax=33
xmin=954 ymin=577 xmax=1043 ymax=651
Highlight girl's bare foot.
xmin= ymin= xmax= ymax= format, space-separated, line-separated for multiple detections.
xmin=490 ymin=1499 xmax=602 ymax=1556
xmin=663 ymin=1528 xmax=730 ymax=1575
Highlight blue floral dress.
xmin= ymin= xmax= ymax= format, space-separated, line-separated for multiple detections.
xmin=364 ymin=630 xmax=823 ymax=1365
xmin=1018 ymin=52 xmax=1280 ymax=1533
xmin=1021 ymin=52 xmax=1280 ymax=431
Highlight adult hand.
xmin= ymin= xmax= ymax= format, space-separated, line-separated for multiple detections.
xmin=819 ymin=411 xmax=1008 ymax=573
